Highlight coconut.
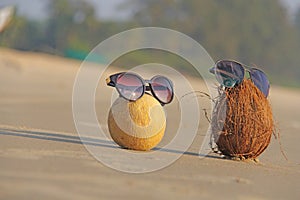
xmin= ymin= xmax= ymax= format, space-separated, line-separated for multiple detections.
xmin=108 ymin=94 xmax=166 ymax=151
xmin=211 ymin=79 xmax=274 ymax=160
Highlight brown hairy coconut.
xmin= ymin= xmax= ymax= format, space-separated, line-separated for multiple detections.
xmin=211 ymin=79 xmax=274 ymax=160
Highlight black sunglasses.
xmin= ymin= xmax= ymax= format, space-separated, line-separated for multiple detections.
xmin=106 ymin=72 xmax=174 ymax=105
xmin=209 ymin=60 xmax=270 ymax=97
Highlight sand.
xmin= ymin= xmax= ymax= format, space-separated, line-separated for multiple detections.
xmin=0 ymin=48 xmax=299 ymax=199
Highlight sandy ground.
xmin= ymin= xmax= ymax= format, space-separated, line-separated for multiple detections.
xmin=0 ymin=48 xmax=299 ymax=200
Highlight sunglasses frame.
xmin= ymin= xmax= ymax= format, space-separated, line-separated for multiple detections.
xmin=106 ymin=72 xmax=174 ymax=105
xmin=210 ymin=59 xmax=270 ymax=97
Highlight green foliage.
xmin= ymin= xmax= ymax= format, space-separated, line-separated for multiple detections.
xmin=111 ymin=49 xmax=199 ymax=76
xmin=121 ymin=0 xmax=300 ymax=87
xmin=0 ymin=15 xmax=46 ymax=51
xmin=0 ymin=0 xmax=300 ymax=87
xmin=296 ymin=8 xmax=300 ymax=32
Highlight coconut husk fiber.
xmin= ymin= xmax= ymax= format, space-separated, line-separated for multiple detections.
xmin=211 ymin=79 xmax=274 ymax=160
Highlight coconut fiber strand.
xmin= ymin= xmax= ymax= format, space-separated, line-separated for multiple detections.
xmin=211 ymin=79 xmax=274 ymax=160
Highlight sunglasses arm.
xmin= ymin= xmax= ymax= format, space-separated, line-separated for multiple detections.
xmin=209 ymin=67 xmax=216 ymax=74
xmin=106 ymin=77 xmax=115 ymax=87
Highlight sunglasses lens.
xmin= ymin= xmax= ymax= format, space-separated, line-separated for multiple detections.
xmin=215 ymin=61 xmax=244 ymax=87
xmin=116 ymin=73 xmax=144 ymax=101
xmin=250 ymin=69 xmax=270 ymax=97
xmin=151 ymin=76 xmax=173 ymax=104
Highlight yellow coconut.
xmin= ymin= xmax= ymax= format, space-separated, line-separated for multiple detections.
xmin=108 ymin=94 xmax=166 ymax=151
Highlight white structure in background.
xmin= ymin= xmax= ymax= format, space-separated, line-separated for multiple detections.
xmin=0 ymin=6 xmax=14 ymax=33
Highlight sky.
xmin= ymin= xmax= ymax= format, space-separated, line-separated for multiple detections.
xmin=0 ymin=0 xmax=300 ymax=21
xmin=282 ymin=0 xmax=300 ymax=17
xmin=0 ymin=0 xmax=129 ymax=20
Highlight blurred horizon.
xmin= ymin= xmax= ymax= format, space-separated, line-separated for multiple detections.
xmin=0 ymin=0 xmax=130 ymax=20
xmin=1 ymin=0 xmax=300 ymax=88
xmin=1 ymin=0 xmax=300 ymax=21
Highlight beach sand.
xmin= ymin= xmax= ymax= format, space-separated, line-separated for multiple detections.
xmin=0 ymin=48 xmax=299 ymax=199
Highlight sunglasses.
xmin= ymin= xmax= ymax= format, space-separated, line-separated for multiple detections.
xmin=106 ymin=72 xmax=174 ymax=105
xmin=209 ymin=60 xmax=270 ymax=97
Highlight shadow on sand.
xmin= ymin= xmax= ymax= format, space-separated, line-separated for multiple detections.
xmin=0 ymin=127 xmax=222 ymax=159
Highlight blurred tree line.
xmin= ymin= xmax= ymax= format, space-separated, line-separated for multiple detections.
xmin=1 ymin=0 xmax=300 ymax=87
